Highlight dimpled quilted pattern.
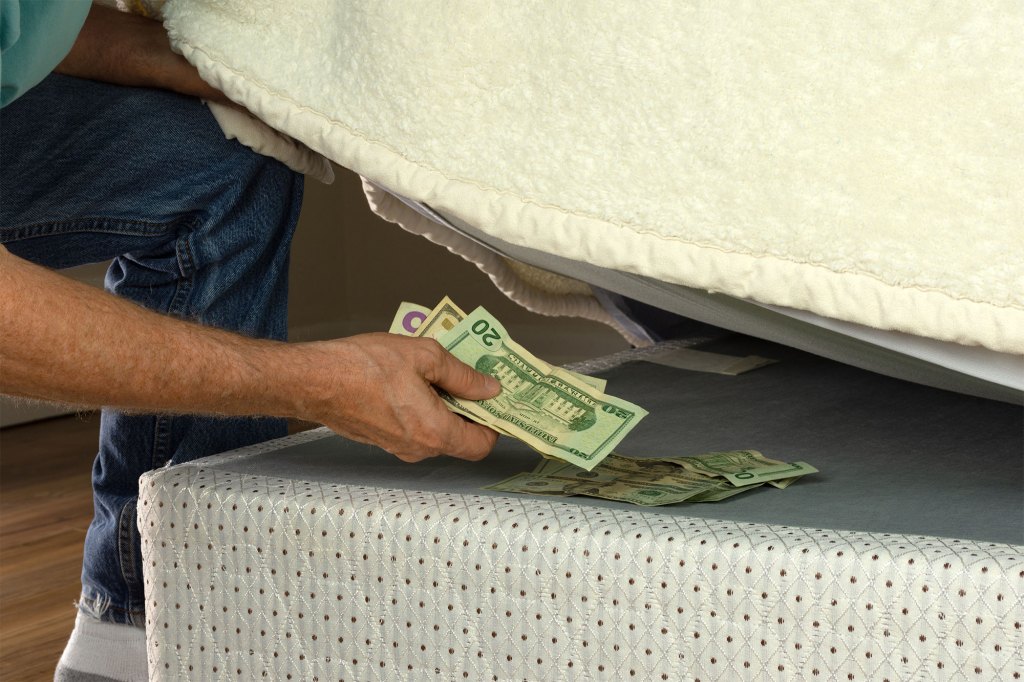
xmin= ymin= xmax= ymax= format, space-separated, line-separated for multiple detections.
xmin=139 ymin=430 xmax=1023 ymax=681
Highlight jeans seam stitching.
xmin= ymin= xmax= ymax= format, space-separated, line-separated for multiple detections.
xmin=177 ymin=231 xmax=198 ymax=278
xmin=0 ymin=216 xmax=196 ymax=242
xmin=115 ymin=501 xmax=143 ymax=625
xmin=152 ymin=416 xmax=172 ymax=470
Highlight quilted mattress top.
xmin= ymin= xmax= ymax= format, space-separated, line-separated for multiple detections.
xmin=163 ymin=0 xmax=1024 ymax=353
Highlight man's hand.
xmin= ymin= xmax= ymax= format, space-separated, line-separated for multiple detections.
xmin=293 ymin=334 xmax=501 ymax=462
xmin=54 ymin=4 xmax=234 ymax=105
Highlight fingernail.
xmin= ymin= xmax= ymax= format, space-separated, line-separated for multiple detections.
xmin=486 ymin=377 xmax=501 ymax=393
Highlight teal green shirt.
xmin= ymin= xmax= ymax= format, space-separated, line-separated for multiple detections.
xmin=0 ymin=0 xmax=90 ymax=107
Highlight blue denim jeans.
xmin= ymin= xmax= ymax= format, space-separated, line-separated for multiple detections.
xmin=0 ymin=74 xmax=304 ymax=625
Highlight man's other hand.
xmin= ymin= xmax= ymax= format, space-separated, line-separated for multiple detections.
xmin=55 ymin=4 xmax=236 ymax=106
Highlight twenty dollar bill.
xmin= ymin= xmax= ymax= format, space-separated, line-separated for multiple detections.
xmin=438 ymin=306 xmax=647 ymax=470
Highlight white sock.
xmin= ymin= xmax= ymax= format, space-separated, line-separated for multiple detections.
xmin=56 ymin=611 xmax=148 ymax=682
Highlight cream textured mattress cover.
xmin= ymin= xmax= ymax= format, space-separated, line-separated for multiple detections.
xmin=368 ymin=184 xmax=1024 ymax=403
xmin=160 ymin=0 xmax=1024 ymax=358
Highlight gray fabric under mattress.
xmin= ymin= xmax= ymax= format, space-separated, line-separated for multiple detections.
xmin=202 ymin=336 xmax=1023 ymax=546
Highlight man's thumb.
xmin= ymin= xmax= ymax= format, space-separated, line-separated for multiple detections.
xmin=434 ymin=353 xmax=501 ymax=401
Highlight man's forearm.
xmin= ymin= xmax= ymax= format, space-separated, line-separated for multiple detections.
xmin=54 ymin=3 xmax=231 ymax=105
xmin=0 ymin=247 xmax=501 ymax=461
xmin=0 ymin=246 xmax=305 ymax=418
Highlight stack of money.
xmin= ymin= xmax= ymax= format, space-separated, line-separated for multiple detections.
xmin=484 ymin=450 xmax=818 ymax=506
xmin=389 ymin=297 xmax=647 ymax=470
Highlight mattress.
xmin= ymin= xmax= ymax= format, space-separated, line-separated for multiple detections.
xmin=160 ymin=0 xmax=1024 ymax=361
xmin=139 ymin=338 xmax=1023 ymax=680
xmin=368 ymin=184 xmax=1024 ymax=405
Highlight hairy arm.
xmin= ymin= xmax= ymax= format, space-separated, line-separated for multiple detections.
xmin=54 ymin=3 xmax=231 ymax=105
xmin=0 ymin=247 xmax=500 ymax=462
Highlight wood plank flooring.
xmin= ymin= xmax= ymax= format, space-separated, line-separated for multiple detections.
xmin=1 ymin=412 xmax=100 ymax=682
xmin=0 ymin=413 xmax=315 ymax=681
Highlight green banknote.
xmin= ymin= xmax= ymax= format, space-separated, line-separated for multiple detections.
xmin=482 ymin=472 xmax=580 ymax=496
xmin=542 ymin=454 xmax=743 ymax=504
xmin=662 ymin=450 xmax=817 ymax=488
xmin=531 ymin=457 xmax=567 ymax=476
xmin=543 ymin=453 xmax=693 ymax=483
xmin=388 ymin=297 xmax=506 ymax=425
xmin=686 ymin=480 xmax=765 ymax=502
xmin=387 ymin=297 xmax=612 ymax=441
xmin=488 ymin=469 xmax=704 ymax=506
xmin=590 ymin=453 xmax=687 ymax=479
xmin=560 ymin=478 xmax=711 ymax=506
xmin=438 ymin=306 xmax=647 ymax=470
xmin=488 ymin=467 xmax=615 ymax=492
xmin=492 ymin=450 xmax=812 ymax=506
xmin=415 ymin=296 xmax=467 ymax=341
xmin=391 ymin=297 xmax=607 ymax=392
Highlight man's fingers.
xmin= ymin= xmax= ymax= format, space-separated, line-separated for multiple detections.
xmin=440 ymin=414 xmax=499 ymax=461
xmin=428 ymin=347 xmax=501 ymax=401
xmin=421 ymin=345 xmax=499 ymax=459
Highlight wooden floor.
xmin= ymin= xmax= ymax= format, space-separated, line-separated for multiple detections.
xmin=0 ymin=412 xmax=100 ymax=682
xmin=0 ymin=413 xmax=314 ymax=681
